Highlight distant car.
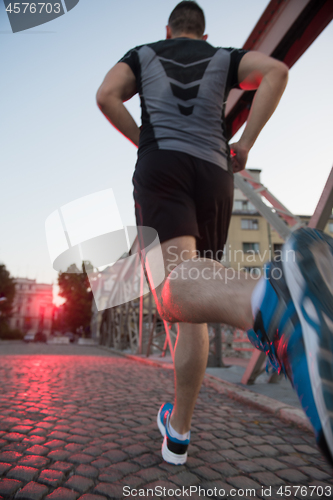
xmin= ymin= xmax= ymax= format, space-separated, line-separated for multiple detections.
xmin=34 ymin=332 xmax=47 ymax=343
xmin=23 ymin=332 xmax=35 ymax=343
xmin=64 ymin=331 xmax=75 ymax=343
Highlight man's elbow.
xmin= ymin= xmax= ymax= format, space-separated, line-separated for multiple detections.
xmin=96 ymin=87 xmax=107 ymax=110
xmin=274 ymin=61 xmax=289 ymax=83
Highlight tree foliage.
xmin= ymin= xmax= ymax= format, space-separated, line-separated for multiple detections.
xmin=0 ymin=264 xmax=16 ymax=337
xmin=57 ymin=262 xmax=93 ymax=335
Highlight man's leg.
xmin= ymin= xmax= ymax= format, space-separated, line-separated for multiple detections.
xmin=172 ymin=322 xmax=209 ymax=434
xmin=145 ymin=235 xmax=258 ymax=436
xmin=146 ymin=236 xmax=258 ymax=330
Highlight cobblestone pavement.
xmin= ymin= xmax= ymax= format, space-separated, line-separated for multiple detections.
xmin=0 ymin=349 xmax=332 ymax=500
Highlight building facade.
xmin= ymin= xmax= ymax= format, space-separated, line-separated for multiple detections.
xmin=10 ymin=278 xmax=54 ymax=336
xmin=225 ymin=169 xmax=333 ymax=277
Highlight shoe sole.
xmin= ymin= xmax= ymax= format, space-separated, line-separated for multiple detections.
xmin=161 ymin=435 xmax=188 ymax=465
xmin=283 ymin=228 xmax=333 ymax=462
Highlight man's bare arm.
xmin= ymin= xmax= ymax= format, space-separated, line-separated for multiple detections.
xmin=96 ymin=63 xmax=140 ymax=148
xmin=230 ymin=51 xmax=289 ymax=173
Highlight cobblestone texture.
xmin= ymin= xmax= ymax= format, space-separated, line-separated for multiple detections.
xmin=0 ymin=348 xmax=332 ymax=500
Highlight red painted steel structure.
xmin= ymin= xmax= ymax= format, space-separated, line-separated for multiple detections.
xmin=225 ymin=0 xmax=333 ymax=141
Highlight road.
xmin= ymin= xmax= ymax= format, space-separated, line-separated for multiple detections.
xmin=0 ymin=342 xmax=332 ymax=499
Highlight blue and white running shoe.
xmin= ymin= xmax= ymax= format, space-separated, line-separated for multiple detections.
xmin=157 ymin=402 xmax=190 ymax=465
xmin=248 ymin=228 xmax=333 ymax=465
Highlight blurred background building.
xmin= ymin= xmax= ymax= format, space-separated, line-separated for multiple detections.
xmin=10 ymin=278 xmax=54 ymax=337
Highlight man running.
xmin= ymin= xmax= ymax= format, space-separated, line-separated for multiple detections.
xmin=97 ymin=1 xmax=333 ymax=465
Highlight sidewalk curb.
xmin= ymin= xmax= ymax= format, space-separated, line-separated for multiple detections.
xmin=204 ymin=374 xmax=312 ymax=433
xmin=97 ymin=345 xmax=313 ymax=434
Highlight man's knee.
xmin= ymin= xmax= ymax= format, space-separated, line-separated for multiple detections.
xmin=153 ymin=279 xmax=177 ymax=323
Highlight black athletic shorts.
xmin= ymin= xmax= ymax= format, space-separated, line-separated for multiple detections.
xmin=132 ymin=150 xmax=234 ymax=261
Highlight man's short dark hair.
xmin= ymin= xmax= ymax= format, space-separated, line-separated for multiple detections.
xmin=168 ymin=1 xmax=205 ymax=38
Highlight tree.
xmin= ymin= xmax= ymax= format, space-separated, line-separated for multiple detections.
xmin=57 ymin=262 xmax=93 ymax=335
xmin=0 ymin=264 xmax=16 ymax=337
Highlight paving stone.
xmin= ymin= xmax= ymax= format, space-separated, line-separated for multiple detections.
xmin=253 ymin=444 xmax=279 ymax=456
xmin=251 ymin=471 xmax=285 ymax=486
xmin=117 ymin=475 xmax=145 ymax=489
xmin=68 ymin=454 xmax=94 ymax=465
xmin=299 ymin=466 xmax=331 ymax=480
xmin=122 ymin=444 xmax=149 ymax=457
xmin=192 ymin=465 xmax=221 ymax=481
xmin=80 ymin=448 xmax=102 ymax=458
xmin=16 ymin=481 xmax=49 ymax=500
xmin=22 ymin=436 xmax=46 ymax=446
xmin=279 ymin=454 xmax=309 ymax=466
xmin=74 ymin=465 xmax=98 ymax=479
xmin=211 ymin=462 xmax=239 ymax=476
xmin=253 ymin=457 xmax=286 ymax=472
xmin=44 ymin=440 xmax=66 ymax=450
xmin=93 ymin=483 xmax=123 ymax=499
xmin=0 ymin=463 xmax=12 ymax=475
xmin=37 ymin=423 xmax=54 ymax=430
xmin=275 ymin=469 xmax=309 ymax=482
xmin=7 ymin=465 xmax=39 ymax=482
xmin=38 ymin=469 xmax=65 ymax=487
xmin=64 ymin=445 xmax=83 ymax=454
xmin=48 ymin=432 xmax=70 ymax=441
xmin=101 ymin=450 xmax=128 ymax=463
xmin=184 ymin=456 xmax=205 ymax=468
xmin=69 ymin=429 xmax=89 ymax=437
xmin=98 ymin=471 xmax=123 ymax=483
xmin=64 ymin=475 xmax=94 ymax=494
xmin=3 ymin=433 xmax=24 ymax=442
xmin=45 ymin=487 xmax=78 ymax=500
xmin=26 ymin=445 xmax=49 ymax=456
xmin=0 ymin=478 xmax=22 ymax=497
xmin=135 ymin=467 xmax=167 ymax=482
xmin=218 ymin=449 xmax=244 ymax=461
xmin=226 ymin=475 xmax=261 ymax=489
xmin=132 ymin=453 xmax=161 ymax=468
xmin=29 ymin=429 xmax=47 ymax=437
xmin=52 ymin=461 xmax=74 ymax=473
xmin=90 ymin=459 xmax=110 ymax=470
xmin=67 ymin=436 xmax=90 ymax=445
xmin=11 ymin=426 xmax=33 ymax=435
xmin=0 ymin=451 xmax=22 ymax=463
xmin=169 ymin=471 xmax=201 ymax=487
xmin=47 ymin=450 xmax=71 ymax=461
xmin=234 ymin=460 xmax=266 ymax=474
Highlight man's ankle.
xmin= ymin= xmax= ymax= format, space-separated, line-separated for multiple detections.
xmin=169 ymin=414 xmax=190 ymax=437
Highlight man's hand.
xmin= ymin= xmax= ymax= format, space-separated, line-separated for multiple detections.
xmin=229 ymin=141 xmax=249 ymax=173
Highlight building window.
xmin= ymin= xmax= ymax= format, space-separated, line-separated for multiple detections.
xmin=234 ymin=200 xmax=256 ymax=212
xmin=329 ymin=222 xmax=333 ymax=233
xmin=243 ymin=242 xmax=260 ymax=253
xmin=241 ymin=219 xmax=258 ymax=230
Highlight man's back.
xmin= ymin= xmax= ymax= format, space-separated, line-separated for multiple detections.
xmin=120 ymin=39 xmax=246 ymax=170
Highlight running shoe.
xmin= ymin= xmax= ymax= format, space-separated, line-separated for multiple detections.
xmin=248 ymin=228 xmax=333 ymax=465
xmin=157 ymin=402 xmax=190 ymax=465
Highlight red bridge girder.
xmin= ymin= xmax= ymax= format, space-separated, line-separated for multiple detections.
xmin=225 ymin=0 xmax=333 ymax=141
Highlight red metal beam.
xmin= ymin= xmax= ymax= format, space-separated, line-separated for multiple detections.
xmin=225 ymin=0 xmax=333 ymax=141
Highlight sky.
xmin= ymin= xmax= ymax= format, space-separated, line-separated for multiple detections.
xmin=0 ymin=0 xmax=332 ymax=302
